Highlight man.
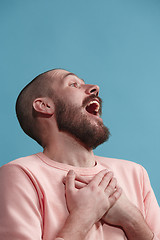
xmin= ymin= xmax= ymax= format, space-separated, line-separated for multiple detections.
xmin=0 ymin=68 xmax=159 ymax=239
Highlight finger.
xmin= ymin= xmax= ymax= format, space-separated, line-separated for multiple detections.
xmin=63 ymin=174 xmax=89 ymax=186
xmin=65 ymin=170 xmax=75 ymax=192
xmin=75 ymin=175 xmax=90 ymax=184
xmin=104 ymin=177 xmax=117 ymax=195
xmin=108 ymin=187 xmax=122 ymax=208
xmin=99 ymin=171 xmax=114 ymax=189
xmin=88 ymin=169 xmax=109 ymax=187
xmin=75 ymin=180 xmax=87 ymax=189
xmin=108 ymin=177 xmax=117 ymax=190
xmin=63 ymin=178 xmax=86 ymax=189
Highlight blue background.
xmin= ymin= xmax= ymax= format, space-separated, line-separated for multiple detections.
xmin=1 ymin=0 xmax=160 ymax=203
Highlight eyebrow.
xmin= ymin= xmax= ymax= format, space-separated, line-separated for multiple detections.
xmin=64 ymin=72 xmax=85 ymax=83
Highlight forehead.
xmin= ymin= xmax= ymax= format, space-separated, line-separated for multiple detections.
xmin=50 ymin=69 xmax=84 ymax=85
xmin=50 ymin=69 xmax=71 ymax=79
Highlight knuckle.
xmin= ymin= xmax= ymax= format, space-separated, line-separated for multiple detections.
xmin=107 ymin=171 xmax=113 ymax=177
xmin=103 ymin=172 xmax=113 ymax=182
xmin=97 ymin=169 xmax=108 ymax=178
xmin=113 ymin=177 xmax=117 ymax=183
xmin=110 ymin=177 xmax=117 ymax=186
xmin=90 ymin=184 xmax=97 ymax=192
xmin=111 ymin=194 xmax=116 ymax=202
xmin=106 ymin=185 xmax=114 ymax=195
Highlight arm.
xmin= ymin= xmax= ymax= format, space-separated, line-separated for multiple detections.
xmin=142 ymin=167 xmax=160 ymax=239
xmin=0 ymin=164 xmax=42 ymax=239
xmin=71 ymin=168 xmax=160 ymax=240
xmin=0 ymin=165 xmax=121 ymax=240
xmin=0 ymin=163 xmax=73 ymax=240
xmin=102 ymin=191 xmax=154 ymax=240
xmin=57 ymin=170 xmax=121 ymax=240
xmin=101 ymin=166 xmax=160 ymax=240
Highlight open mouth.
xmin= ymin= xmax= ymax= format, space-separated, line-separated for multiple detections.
xmin=85 ymin=100 xmax=100 ymax=116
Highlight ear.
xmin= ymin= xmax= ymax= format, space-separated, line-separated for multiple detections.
xmin=33 ymin=97 xmax=55 ymax=115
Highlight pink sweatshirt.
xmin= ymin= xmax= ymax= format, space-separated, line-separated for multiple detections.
xmin=0 ymin=152 xmax=159 ymax=239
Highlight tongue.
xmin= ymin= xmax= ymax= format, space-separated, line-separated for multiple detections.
xmin=86 ymin=103 xmax=97 ymax=114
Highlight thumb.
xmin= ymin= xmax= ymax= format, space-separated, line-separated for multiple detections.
xmin=65 ymin=170 xmax=76 ymax=193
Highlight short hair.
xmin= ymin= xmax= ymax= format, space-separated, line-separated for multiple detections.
xmin=15 ymin=69 xmax=58 ymax=146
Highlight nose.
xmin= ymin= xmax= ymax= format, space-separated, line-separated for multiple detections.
xmin=85 ymin=84 xmax=99 ymax=97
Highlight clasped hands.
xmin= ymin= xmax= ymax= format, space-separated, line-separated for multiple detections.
xmin=62 ymin=169 xmax=154 ymax=240
xmin=63 ymin=169 xmax=133 ymax=228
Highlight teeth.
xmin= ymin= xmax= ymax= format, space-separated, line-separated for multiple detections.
xmin=87 ymin=100 xmax=100 ymax=112
xmin=87 ymin=100 xmax=99 ymax=106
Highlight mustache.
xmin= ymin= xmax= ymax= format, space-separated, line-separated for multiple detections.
xmin=82 ymin=94 xmax=103 ymax=116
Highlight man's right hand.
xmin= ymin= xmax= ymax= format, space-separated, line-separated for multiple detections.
xmin=65 ymin=169 xmax=121 ymax=228
xmin=57 ymin=169 xmax=121 ymax=240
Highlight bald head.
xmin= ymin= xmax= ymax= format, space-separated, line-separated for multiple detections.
xmin=15 ymin=69 xmax=63 ymax=146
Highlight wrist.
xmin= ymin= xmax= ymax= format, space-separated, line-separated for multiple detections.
xmin=70 ymin=209 xmax=94 ymax=232
xmin=58 ymin=210 xmax=93 ymax=240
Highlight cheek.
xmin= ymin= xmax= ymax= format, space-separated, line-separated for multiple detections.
xmin=66 ymin=91 xmax=84 ymax=106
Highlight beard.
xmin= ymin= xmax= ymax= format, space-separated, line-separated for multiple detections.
xmin=54 ymin=96 xmax=110 ymax=150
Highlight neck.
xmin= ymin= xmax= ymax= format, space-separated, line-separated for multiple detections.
xmin=43 ymin=132 xmax=96 ymax=168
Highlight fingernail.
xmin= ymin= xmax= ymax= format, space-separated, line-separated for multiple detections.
xmin=108 ymin=171 xmax=113 ymax=176
xmin=68 ymin=170 xmax=74 ymax=175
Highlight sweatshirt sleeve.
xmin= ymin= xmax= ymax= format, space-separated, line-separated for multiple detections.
xmin=142 ymin=166 xmax=160 ymax=239
xmin=0 ymin=164 xmax=43 ymax=239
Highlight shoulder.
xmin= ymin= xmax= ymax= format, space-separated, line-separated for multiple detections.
xmin=0 ymin=153 xmax=46 ymax=199
xmin=95 ymin=155 xmax=142 ymax=168
xmin=0 ymin=153 xmax=44 ymax=182
xmin=95 ymin=155 xmax=146 ymax=177
xmin=95 ymin=156 xmax=153 ymax=203
xmin=0 ymin=153 xmax=43 ymax=171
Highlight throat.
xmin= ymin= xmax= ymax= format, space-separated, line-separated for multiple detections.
xmin=43 ymin=140 xmax=96 ymax=168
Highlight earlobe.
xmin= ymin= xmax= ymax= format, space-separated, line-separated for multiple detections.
xmin=33 ymin=98 xmax=55 ymax=115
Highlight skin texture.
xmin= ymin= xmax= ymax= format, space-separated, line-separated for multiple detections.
xmin=35 ymin=69 xmax=106 ymax=167
xmin=62 ymin=171 xmax=154 ymax=240
xmin=31 ymin=69 xmax=154 ymax=239
xmin=58 ymin=170 xmax=122 ymax=240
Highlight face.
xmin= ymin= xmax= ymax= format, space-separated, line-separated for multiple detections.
xmin=51 ymin=70 xmax=110 ymax=149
